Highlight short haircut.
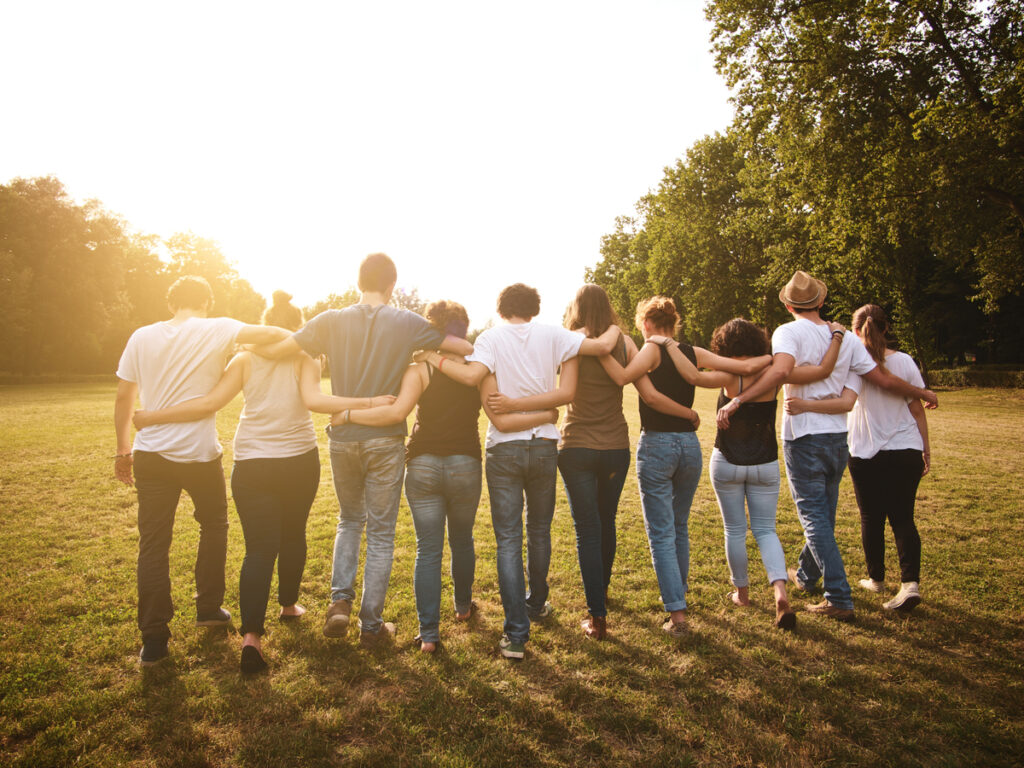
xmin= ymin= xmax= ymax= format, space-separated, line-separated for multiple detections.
xmin=634 ymin=295 xmax=680 ymax=336
xmin=358 ymin=252 xmax=398 ymax=293
xmin=424 ymin=299 xmax=470 ymax=339
xmin=711 ymin=318 xmax=770 ymax=358
xmin=166 ymin=276 xmax=213 ymax=311
xmin=497 ymin=283 xmax=541 ymax=320
xmin=790 ymin=305 xmax=817 ymax=315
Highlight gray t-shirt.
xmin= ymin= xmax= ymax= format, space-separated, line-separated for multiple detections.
xmin=293 ymin=304 xmax=444 ymax=442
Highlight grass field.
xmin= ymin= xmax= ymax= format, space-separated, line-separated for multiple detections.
xmin=1 ymin=383 xmax=1023 ymax=767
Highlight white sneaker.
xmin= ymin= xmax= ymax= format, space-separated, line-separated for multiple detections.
xmin=858 ymin=578 xmax=885 ymax=593
xmin=883 ymin=582 xmax=921 ymax=612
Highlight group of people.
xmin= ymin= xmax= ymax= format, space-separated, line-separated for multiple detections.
xmin=114 ymin=255 xmax=937 ymax=672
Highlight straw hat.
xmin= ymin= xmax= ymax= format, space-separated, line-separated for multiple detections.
xmin=779 ymin=270 xmax=827 ymax=309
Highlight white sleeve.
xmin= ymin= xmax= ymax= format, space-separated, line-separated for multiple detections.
xmin=891 ymin=352 xmax=925 ymax=388
xmin=771 ymin=324 xmax=798 ymax=358
xmin=218 ymin=317 xmax=245 ymax=349
xmin=557 ymin=327 xmax=585 ymax=363
xmin=848 ymin=337 xmax=878 ymax=375
xmin=465 ymin=330 xmax=496 ymax=372
xmin=844 ymin=370 xmax=864 ymax=395
xmin=116 ymin=333 xmax=140 ymax=382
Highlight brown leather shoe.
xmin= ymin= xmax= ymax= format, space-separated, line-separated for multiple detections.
xmin=323 ymin=599 xmax=352 ymax=638
xmin=805 ymin=600 xmax=854 ymax=621
xmin=359 ymin=621 xmax=397 ymax=647
xmin=581 ymin=615 xmax=607 ymax=640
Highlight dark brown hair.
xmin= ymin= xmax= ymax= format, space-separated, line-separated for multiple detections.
xmin=852 ymin=304 xmax=890 ymax=373
xmin=166 ymin=276 xmax=213 ymax=311
xmin=564 ymin=284 xmax=620 ymax=337
xmin=357 ymin=252 xmax=398 ymax=293
xmin=424 ymin=299 xmax=470 ymax=339
xmin=262 ymin=290 xmax=304 ymax=331
xmin=711 ymin=318 xmax=770 ymax=358
xmin=497 ymin=283 xmax=541 ymax=320
xmin=635 ymin=295 xmax=680 ymax=336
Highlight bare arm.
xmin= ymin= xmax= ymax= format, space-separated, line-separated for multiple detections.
xmin=633 ymin=374 xmax=700 ymax=429
xmin=693 ymin=345 xmax=772 ymax=376
xmin=480 ymin=374 xmax=560 ymax=432
xmin=660 ymin=341 xmax=736 ymax=388
xmin=862 ymin=366 xmax=938 ymax=408
xmin=417 ymin=350 xmax=490 ymax=387
xmin=133 ymin=354 xmax=247 ymax=428
xmin=236 ymin=324 xmax=291 ymax=345
xmin=114 ymin=379 xmax=138 ymax=486
xmin=250 ymin=335 xmax=304 ymax=360
xmin=716 ymin=353 xmax=796 ymax=429
xmin=577 ymin=324 xmax=620 ymax=356
xmin=785 ymin=324 xmax=844 ymax=384
xmin=598 ymin=341 xmax=661 ymax=386
xmin=334 ymin=365 xmax=425 ymax=427
xmin=487 ymin=357 xmax=579 ymax=413
xmin=908 ymin=398 xmax=931 ymax=475
xmin=299 ymin=354 xmax=396 ymax=414
xmin=439 ymin=334 xmax=474 ymax=357
xmin=784 ymin=387 xmax=858 ymax=415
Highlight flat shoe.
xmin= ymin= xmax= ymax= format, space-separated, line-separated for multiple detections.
xmin=240 ymin=645 xmax=268 ymax=674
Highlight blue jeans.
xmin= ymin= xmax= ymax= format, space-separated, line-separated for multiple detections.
xmin=709 ymin=449 xmax=786 ymax=587
xmin=636 ymin=431 xmax=702 ymax=612
xmin=329 ymin=436 xmax=406 ymax=633
xmin=558 ymin=447 xmax=630 ymax=618
xmin=405 ymin=454 xmax=482 ymax=643
xmin=485 ymin=438 xmax=559 ymax=644
xmin=783 ymin=433 xmax=853 ymax=610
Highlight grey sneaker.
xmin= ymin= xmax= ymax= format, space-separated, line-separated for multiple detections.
xmin=858 ymin=578 xmax=885 ymax=593
xmin=323 ymin=599 xmax=352 ymax=638
xmin=528 ymin=601 xmax=554 ymax=620
xmin=359 ymin=621 xmax=396 ymax=647
xmin=499 ymin=634 xmax=525 ymax=659
xmin=883 ymin=582 xmax=921 ymax=612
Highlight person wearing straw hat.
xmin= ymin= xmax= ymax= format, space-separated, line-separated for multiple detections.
xmin=715 ymin=271 xmax=937 ymax=621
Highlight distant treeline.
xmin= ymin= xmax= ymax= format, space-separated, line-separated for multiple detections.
xmin=589 ymin=1 xmax=1024 ymax=369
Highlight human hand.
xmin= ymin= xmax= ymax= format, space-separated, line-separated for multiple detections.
xmin=922 ymin=450 xmax=931 ymax=476
xmin=647 ymin=335 xmax=672 ymax=347
xmin=114 ymin=454 xmax=134 ymax=486
xmin=689 ymin=410 xmax=701 ymax=430
xmin=545 ymin=408 xmax=560 ymax=424
xmin=369 ymin=395 xmax=396 ymax=408
xmin=487 ymin=392 xmax=515 ymax=414
xmin=132 ymin=410 xmax=153 ymax=429
xmin=716 ymin=398 xmax=740 ymax=429
xmin=827 ymin=321 xmax=846 ymax=334
xmin=413 ymin=350 xmax=432 ymax=364
xmin=922 ymin=390 xmax=938 ymax=409
xmin=783 ymin=397 xmax=807 ymax=415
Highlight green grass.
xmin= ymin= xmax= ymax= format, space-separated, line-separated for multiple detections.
xmin=1 ymin=383 xmax=1022 ymax=767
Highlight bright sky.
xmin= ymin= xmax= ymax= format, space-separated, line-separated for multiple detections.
xmin=0 ymin=1 xmax=733 ymax=328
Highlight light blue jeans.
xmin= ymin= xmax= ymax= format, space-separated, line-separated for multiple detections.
xmin=329 ymin=436 xmax=406 ymax=633
xmin=405 ymin=453 xmax=481 ymax=643
xmin=783 ymin=433 xmax=853 ymax=610
xmin=709 ymin=449 xmax=786 ymax=587
xmin=636 ymin=431 xmax=702 ymax=612
xmin=485 ymin=438 xmax=559 ymax=644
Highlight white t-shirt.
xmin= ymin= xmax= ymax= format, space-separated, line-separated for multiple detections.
xmin=116 ymin=316 xmax=244 ymax=462
xmin=233 ymin=355 xmax=317 ymax=461
xmin=846 ymin=351 xmax=925 ymax=459
xmin=467 ymin=322 xmax=584 ymax=448
xmin=772 ymin=317 xmax=877 ymax=441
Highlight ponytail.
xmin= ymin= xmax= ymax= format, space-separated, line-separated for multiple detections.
xmin=852 ymin=304 xmax=889 ymax=374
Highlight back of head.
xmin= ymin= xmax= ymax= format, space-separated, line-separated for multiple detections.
xmin=424 ymin=299 xmax=469 ymax=339
xmin=711 ymin=318 xmax=769 ymax=358
xmin=167 ymin=275 xmax=214 ymax=312
xmin=497 ymin=283 xmax=541 ymax=320
xmin=635 ymin=295 xmax=679 ymax=336
xmin=262 ymin=290 xmax=304 ymax=331
xmin=564 ymin=283 xmax=619 ymax=337
xmin=852 ymin=304 xmax=890 ymax=372
xmin=358 ymin=252 xmax=398 ymax=294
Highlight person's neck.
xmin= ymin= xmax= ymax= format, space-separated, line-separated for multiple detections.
xmin=168 ymin=307 xmax=207 ymax=325
xmin=791 ymin=310 xmax=824 ymax=324
xmin=503 ymin=316 xmax=531 ymax=325
xmin=360 ymin=291 xmax=389 ymax=307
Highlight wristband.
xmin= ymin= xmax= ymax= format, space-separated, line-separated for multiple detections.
xmin=114 ymin=453 xmax=132 ymax=459
xmin=342 ymin=409 xmax=351 ymax=425
xmin=831 ymin=330 xmax=844 ymax=340
xmin=439 ymin=357 xmax=446 ymax=371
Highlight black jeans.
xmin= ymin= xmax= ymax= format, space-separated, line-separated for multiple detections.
xmin=133 ymin=451 xmax=229 ymax=642
xmin=848 ymin=449 xmax=924 ymax=584
xmin=231 ymin=448 xmax=320 ymax=636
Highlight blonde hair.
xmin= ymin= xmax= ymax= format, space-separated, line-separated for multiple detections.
xmin=852 ymin=304 xmax=889 ymax=374
xmin=262 ymin=290 xmax=304 ymax=331
xmin=635 ymin=295 xmax=680 ymax=336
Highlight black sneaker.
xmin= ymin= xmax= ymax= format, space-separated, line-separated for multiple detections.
xmin=139 ymin=638 xmax=168 ymax=667
xmin=240 ymin=645 xmax=268 ymax=674
xmin=196 ymin=608 xmax=232 ymax=627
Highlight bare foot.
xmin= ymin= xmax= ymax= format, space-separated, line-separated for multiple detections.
xmin=420 ymin=640 xmax=437 ymax=653
xmin=731 ymin=587 xmax=750 ymax=606
xmin=280 ymin=604 xmax=306 ymax=619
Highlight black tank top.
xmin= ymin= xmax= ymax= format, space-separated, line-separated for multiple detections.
xmin=713 ymin=388 xmax=778 ymax=465
xmin=406 ymin=368 xmax=482 ymax=462
xmin=638 ymin=343 xmax=697 ymax=433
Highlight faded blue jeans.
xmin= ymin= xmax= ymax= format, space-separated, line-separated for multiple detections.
xmin=709 ymin=449 xmax=786 ymax=587
xmin=485 ymin=438 xmax=559 ymax=644
xmin=636 ymin=431 xmax=702 ymax=612
xmin=783 ymin=432 xmax=854 ymax=610
xmin=557 ymin=447 xmax=630 ymax=618
xmin=329 ymin=435 xmax=406 ymax=633
xmin=405 ymin=453 xmax=482 ymax=644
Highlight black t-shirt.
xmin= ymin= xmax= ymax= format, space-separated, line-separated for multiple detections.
xmin=406 ymin=367 xmax=482 ymax=462
xmin=714 ymin=389 xmax=778 ymax=465
xmin=638 ymin=343 xmax=697 ymax=433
